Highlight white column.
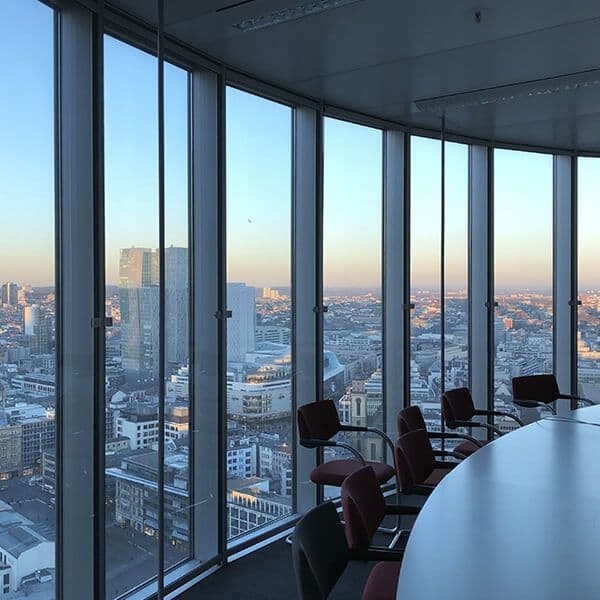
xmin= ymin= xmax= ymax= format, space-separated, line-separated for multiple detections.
xmin=57 ymin=3 xmax=97 ymax=598
xmin=383 ymin=130 xmax=408 ymax=442
xmin=293 ymin=106 xmax=320 ymax=514
xmin=553 ymin=155 xmax=576 ymax=415
xmin=469 ymin=146 xmax=493 ymax=422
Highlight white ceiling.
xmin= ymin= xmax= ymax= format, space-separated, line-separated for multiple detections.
xmin=108 ymin=0 xmax=600 ymax=151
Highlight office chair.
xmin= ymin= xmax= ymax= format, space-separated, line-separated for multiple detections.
xmin=297 ymin=399 xmax=396 ymax=491
xmin=512 ymin=374 xmax=594 ymax=415
xmin=292 ymin=501 xmax=402 ymax=600
xmin=341 ymin=466 xmax=420 ymax=559
xmin=442 ymin=387 xmax=523 ymax=439
xmin=397 ymin=405 xmax=483 ymax=458
xmin=395 ymin=429 xmax=457 ymax=496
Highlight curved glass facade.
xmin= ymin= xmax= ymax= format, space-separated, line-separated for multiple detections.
xmin=1 ymin=2 xmax=595 ymax=598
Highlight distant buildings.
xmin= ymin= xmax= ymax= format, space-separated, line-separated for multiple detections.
xmin=22 ymin=305 xmax=52 ymax=355
xmin=0 ymin=283 xmax=19 ymax=307
xmin=107 ymin=450 xmax=189 ymax=551
xmin=227 ymin=283 xmax=255 ymax=362
xmin=116 ymin=402 xmax=159 ymax=450
xmin=119 ymin=247 xmax=160 ymax=380
xmin=0 ymin=501 xmax=54 ymax=593
xmin=118 ymin=247 xmax=189 ymax=381
xmin=227 ymin=477 xmax=291 ymax=539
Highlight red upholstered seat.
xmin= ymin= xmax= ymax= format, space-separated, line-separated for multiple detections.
xmin=362 ymin=561 xmax=401 ymax=600
xmin=455 ymin=439 xmax=488 ymax=457
xmin=310 ymin=459 xmax=395 ymax=487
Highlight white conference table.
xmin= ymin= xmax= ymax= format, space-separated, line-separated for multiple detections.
xmin=396 ymin=405 xmax=600 ymax=599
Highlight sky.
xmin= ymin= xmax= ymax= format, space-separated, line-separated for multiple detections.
xmin=1 ymin=0 xmax=598 ymax=291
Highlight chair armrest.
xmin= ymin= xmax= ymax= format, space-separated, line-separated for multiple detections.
xmin=475 ymin=409 xmax=524 ymax=427
xmin=299 ymin=439 xmax=366 ymax=466
xmin=384 ymin=504 xmax=421 ymax=516
xmin=340 ymin=425 xmax=396 ymax=461
xmin=559 ymin=394 xmax=595 ymax=406
xmin=349 ymin=547 xmax=405 ymax=562
xmin=451 ymin=420 xmax=503 ymax=438
xmin=433 ymin=450 xmax=465 ymax=460
xmin=513 ymin=399 xmax=557 ymax=414
xmin=428 ymin=431 xmax=484 ymax=447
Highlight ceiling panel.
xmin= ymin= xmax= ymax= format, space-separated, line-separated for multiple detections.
xmin=107 ymin=0 xmax=600 ymax=150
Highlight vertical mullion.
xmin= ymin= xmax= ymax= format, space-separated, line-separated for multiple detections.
xmin=571 ymin=157 xmax=578 ymax=404
xmin=190 ymin=67 xmax=221 ymax=564
xmin=553 ymin=154 xmax=576 ymax=414
xmin=382 ymin=130 xmax=407 ymax=435
xmin=468 ymin=145 xmax=492 ymax=424
xmin=293 ymin=106 xmax=319 ymax=515
xmin=93 ymin=4 xmax=106 ymax=599
xmin=440 ymin=119 xmax=446 ymax=401
xmin=217 ymin=73 xmax=228 ymax=561
xmin=403 ymin=135 xmax=411 ymax=408
xmin=487 ymin=148 xmax=495 ymax=418
xmin=157 ymin=0 xmax=166 ymax=596
xmin=315 ymin=110 xmax=325 ymax=505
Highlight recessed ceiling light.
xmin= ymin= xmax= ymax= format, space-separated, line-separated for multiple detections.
xmin=232 ymin=0 xmax=363 ymax=32
xmin=415 ymin=69 xmax=600 ymax=113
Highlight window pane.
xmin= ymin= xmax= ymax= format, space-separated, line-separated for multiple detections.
xmin=163 ymin=62 xmax=190 ymax=571
xmin=0 ymin=1 xmax=56 ymax=597
xmin=444 ymin=143 xmax=469 ymax=391
xmin=226 ymin=88 xmax=293 ymax=541
xmin=494 ymin=149 xmax=553 ymax=426
xmin=410 ymin=137 xmax=441 ymax=432
xmin=577 ymin=158 xmax=600 ymax=402
xmin=104 ymin=35 xmax=159 ymax=598
xmin=323 ymin=117 xmax=383 ymax=498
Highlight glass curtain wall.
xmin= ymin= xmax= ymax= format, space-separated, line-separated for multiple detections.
xmin=577 ymin=158 xmax=600 ymax=402
xmin=104 ymin=35 xmax=191 ymax=597
xmin=0 ymin=1 xmax=56 ymax=598
xmin=322 ymin=117 xmax=383 ymax=489
xmin=410 ymin=137 xmax=469 ymax=437
xmin=444 ymin=143 xmax=470 ymax=392
xmin=493 ymin=149 xmax=553 ymax=426
xmin=409 ymin=137 xmax=442 ymax=430
xmin=225 ymin=87 xmax=293 ymax=541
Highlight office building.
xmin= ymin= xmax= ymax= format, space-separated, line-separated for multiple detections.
xmin=227 ymin=282 xmax=256 ymax=362
xmin=0 ymin=283 xmax=19 ymax=307
xmin=119 ymin=247 xmax=160 ymax=380
xmin=165 ymin=246 xmax=189 ymax=365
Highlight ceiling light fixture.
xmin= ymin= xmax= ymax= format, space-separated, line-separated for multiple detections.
xmin=415 ymin=68 xmax=600 ymax=113
xmin=232 ymin=0 xmax=363 ymax=32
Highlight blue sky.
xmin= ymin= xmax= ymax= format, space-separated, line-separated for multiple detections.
xmin=0 ymin=0 xmax=589 ymax=291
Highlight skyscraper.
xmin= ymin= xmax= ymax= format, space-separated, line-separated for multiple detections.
xmin=1 ymin=282 xmax=19 ymax=306
xmin=227 ymin=283 xmax=256 ymax=362
xmin=119 ymin=248 xmax=159 ymax=380
xmin=23 ymin=304 xmax=52 ymax=354
xmin=165 ymin=246 xmax=189 ymax=365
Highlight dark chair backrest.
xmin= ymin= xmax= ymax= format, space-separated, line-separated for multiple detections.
xmin=397 ymin=405 xmax=427 ymax=437
xmin=512 ymin=374 xmax=559 ymax=404
xmin=292 ymin=502 xmax=349 ymax=600
xmin=341 ymin=466 xmax=386 ymax=550
xmin=297 ymin=400 xmax=341 ymax=441
xmin=395 ymin=430 xmax=436 ymax=487
xmin=442 ymin=387 xmax=476 ymax=427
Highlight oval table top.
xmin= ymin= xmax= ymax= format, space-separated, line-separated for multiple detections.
xmin=396 ymin=405 xmax=600 ymax=600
